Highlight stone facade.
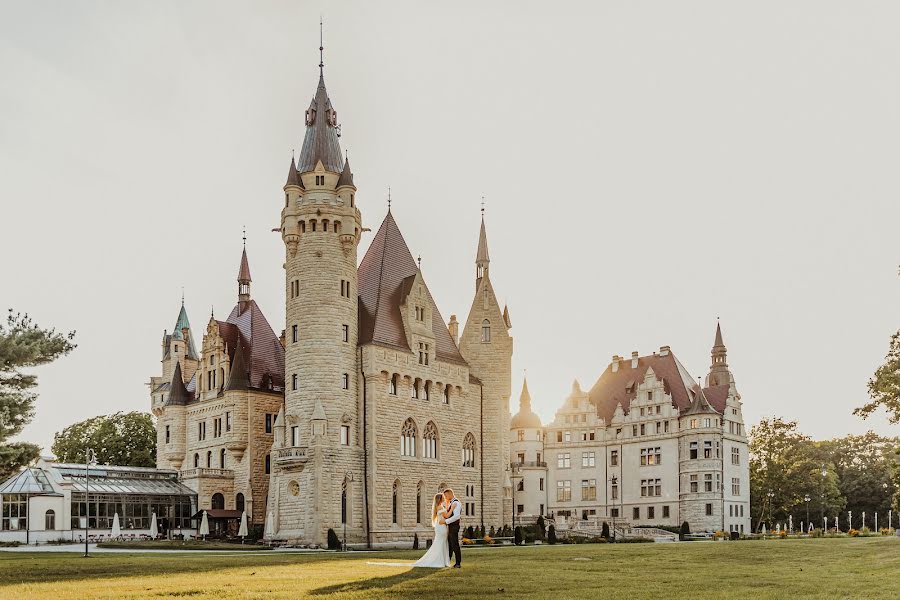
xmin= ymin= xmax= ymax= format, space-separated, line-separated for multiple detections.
xmin=510 ymin=329 xmax=751 ymax=535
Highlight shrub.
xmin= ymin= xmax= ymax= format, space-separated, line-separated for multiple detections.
xmin=464 ymin=526 xmax=475 ymax=539
xmin=483 ymin=534 xmax=495 ymax=545
xmin=537 ymin=515 xmax=546 ymax=539
xmin=489 ymin=526 xmax=496 ymax=537
xmin=326 ymin=528 xmax=341 ymax=550
xmin=413 ymin=533 xmax=419 ymax=550
xmin=462 ymin=537 xmax=475 ymax=545
xmin=548 ymin=525 xmax=557 ymax=545
xmin=514 ymin=526 xmax=523 ymax=545
xmin=617 ymin=537 xmax=652 ymax=544
xmin=679 ymin=521 xmax=690 ymax=541
xmin=601 ymin=522 xmax=610 ymax=539
xmin=849 ymin=529 xmax=860 ymax=537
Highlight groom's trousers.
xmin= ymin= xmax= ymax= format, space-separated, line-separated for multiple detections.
xmin=447 ymin=522 xmax=461 ymax=566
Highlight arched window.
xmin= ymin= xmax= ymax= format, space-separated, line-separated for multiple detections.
xmin=411 ymin=378 xmax=419 ymax=399
xmin=443 ymin=385 xmax=451 ymax=405
xmin=236 ymin=493 xmax=245 ymax=512
xmin=389 ymin=373 xmax=398 ymax=395
xmin=220 ymin=448 xmax=226 ymax=468
xmin=463 ymin=432 xmax=476 ymax=468
xmin=45 ymin=509 xmax=55 ymax=530
xmin=401 ymin=418 xmax=417 ymax=457
xmin=206 ymin=451 xmax=212 ymax=468
xmin=417 ymin=485 xmax=424 ymax=522
xmin=481 ymin=319 xmax=491 ymax=343
xmin=212 ymin=493 xmax=225 ymax=510
xmin=423 ymin=421 xmax=438 ymax=459
xmin=424 ymin=381 xmax=431 ymax=401
xmin=392 ymin=480 xmax=400 ymax=525
xmin=194 ymin=453 xmax=200 ymax=468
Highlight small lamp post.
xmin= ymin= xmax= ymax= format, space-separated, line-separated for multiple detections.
xmin=804 ymin=494 xmax=810 ymax=534
xmin=83 ymin=448 xmax=97 ymax=558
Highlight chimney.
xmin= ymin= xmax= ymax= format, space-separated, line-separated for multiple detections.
xmin=448 ymin=315 xmax=459 ymax=345
xmin=611 ymin=355 xmax=621 ymax=373
xmin=659 ymin=345 xmax=670 ymax=356
xmin=631 ymin=351 xmax=639 ymax=368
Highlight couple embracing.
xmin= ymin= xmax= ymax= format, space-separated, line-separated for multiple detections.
xmin=413 ymin=488 xmax=462 ymax=568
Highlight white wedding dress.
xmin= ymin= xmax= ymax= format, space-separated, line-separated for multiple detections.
xmin=412 ymin=520 xmax=451 ymax=568
xmin=367 ymin=519 xmax=451 ymax=569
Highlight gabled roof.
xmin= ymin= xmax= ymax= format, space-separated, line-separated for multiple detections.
xmin=222 ymin=299 xmax=285 ymax=390
xmin=358 ymin=211 xmax=466 ymax=364
xmin=297 ymin=74 xmax=344 ymax=173
xmin=587 ymin=352 xmax=725 ymax=422
xmin=0 ymin=467 xmax=57 ymax=495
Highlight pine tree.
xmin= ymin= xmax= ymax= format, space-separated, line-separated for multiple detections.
xmin=601 ymin=521 xmax=610 ymax=539
xmin=548 ymin=525 xmax=557 ymax=545
xmin=0 ymin=310 xmax=75 ymax=480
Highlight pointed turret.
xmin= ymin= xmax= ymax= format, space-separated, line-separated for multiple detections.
xmin=169 ymin=301 xmax=199 ymax=361
xmin=225 ymin=342 xmax=250 ymax=391
xmin=510 ymin=378 xmax=542 ymax=429
xmin=707 ymin=320 xmax=731 ymax=387
xmin=297 ymin=65 xmax=343 ymax=174
xmin=284 ymin=156 xmax=303 ymax=189
xmin=476 ymin=215 xmax=490 ymax=285
xmin=238 ymin=245 xmax=251 ymax=307
xmin=166 ymin=362 xmax=191 ymax=406
xmin=683 ymin=384 xmax=717 ymax=415
xmin=337 ymin=157 xmax=355 ymax=188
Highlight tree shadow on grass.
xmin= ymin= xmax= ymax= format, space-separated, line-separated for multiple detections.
xmin=309 ymin=567 xmax=437 ymax=596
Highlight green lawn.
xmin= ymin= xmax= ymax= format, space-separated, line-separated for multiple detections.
xmin=0 ymin=538 xmax=897 ymax=599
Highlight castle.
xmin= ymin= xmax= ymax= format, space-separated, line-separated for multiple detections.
xmin=509 ymin=324 xmax=751 ymax=535
xmin=151 ymin=56 xmax=512 ymax=546
xmin=150 ymin=51 xmax=750 ymax=546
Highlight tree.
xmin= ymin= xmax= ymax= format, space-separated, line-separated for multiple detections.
xmin=514 ymin=526 xmax=523 ymax=545
xmin=855 ymin=331 xmax=900 ymax=424
xmin=52 ymin=412 xmax=156 ymax=467
xmin=547 ymin=525 xmax=557 ymax=544
xmin=816 ymin=433 xmax=897 ymax=524
xmin=326 ymin=528 xmax=341 ymax=550
xmin=749 ymin=418 xmax=845 ymax=530
xmin=413 ymin=533 xmax=419 ymax=550
xmin=601 ymin=521 xmax=610 ymax=539
xmin=0 ymin=310 xmax=76 ymax=480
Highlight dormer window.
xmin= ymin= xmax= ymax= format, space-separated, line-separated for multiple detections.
xmin=418 ymin=342 xmax=430 ymax=365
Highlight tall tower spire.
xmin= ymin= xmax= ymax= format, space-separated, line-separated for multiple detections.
xmin=238 ymin=235 xmax=252 ymax=308
xmin=707 ymin=319 xmax=731 ymax=387
xmin=319 ymin=17 xmax=324 ymax=78
xmin=476 ymin=207 xmax=490 ymax=285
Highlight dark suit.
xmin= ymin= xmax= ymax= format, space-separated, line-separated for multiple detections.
xmin=446 ymin=498 xmax=462 ymax=566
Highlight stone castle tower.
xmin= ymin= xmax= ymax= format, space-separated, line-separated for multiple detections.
xmin=265 ymin=49 xmax=513 ymax=546
xmin=458 ymin=215 xmax=514 ymax=527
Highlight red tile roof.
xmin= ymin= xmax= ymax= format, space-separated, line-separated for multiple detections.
xmin=358 ymin=211 xmax=466 ymax=365
xmin=216 ymin=299 xmax=285 ymax=391
xmin=587 ymin=352 xmax=726 ymax=422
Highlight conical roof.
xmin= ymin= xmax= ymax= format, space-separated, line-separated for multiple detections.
xmin=166 ymin=362 xmax=191 ymax=406
xmin=297 ymin=74 xmax=344 ymax=173
xmin=170 ymin=303 xmax=199 ymax=360
xmin=337 ymin=157 xmax=354 ymax=187
xmin=476 ymin=217 xmax=490 ymax=264
xmin=511 ymin=378 xmax=542 ymax=429
xmin=225 ymin=341 xmax=250 ymax=391
xmin=683 ymin=384 xmax=718 ymax=415
xmin=284 ymin=156 xmax=302 ymax=188
xmin=714 ymin=321 xmax=725 ymax=348
xmin=238 ymin=248 xmax=252 ymax=283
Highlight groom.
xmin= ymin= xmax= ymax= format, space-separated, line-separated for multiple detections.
xmin=442 ymin=488 xmax=462 ymax=568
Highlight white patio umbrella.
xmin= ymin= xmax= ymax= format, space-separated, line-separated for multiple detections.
xmin=264 ymin=510 xmax=274 ymax=538
xmin=111 ymin=513 xmax=121 ymax=539
xmin=238 ymin=511 xmax=248 ymax=544
xmin=761 ymin=524 xmax=767 ymax=536
xmin=200 ymin=510 xmax=210 ymax=540
xmin=150 ymin=512 xmax=158 ymax=539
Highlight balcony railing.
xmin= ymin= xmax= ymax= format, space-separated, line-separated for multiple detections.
xmin=274 ymin=446 xmax=308 ymax=464
xmin=180 ymin=468 xmax=234 ymax=479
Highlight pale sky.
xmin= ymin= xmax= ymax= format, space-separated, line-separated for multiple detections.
xmin=2 ymin=1 xmax=898 ymax=453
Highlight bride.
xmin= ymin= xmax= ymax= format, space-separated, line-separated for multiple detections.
xmin=412 ymin=493 xmax=452 ymax=568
